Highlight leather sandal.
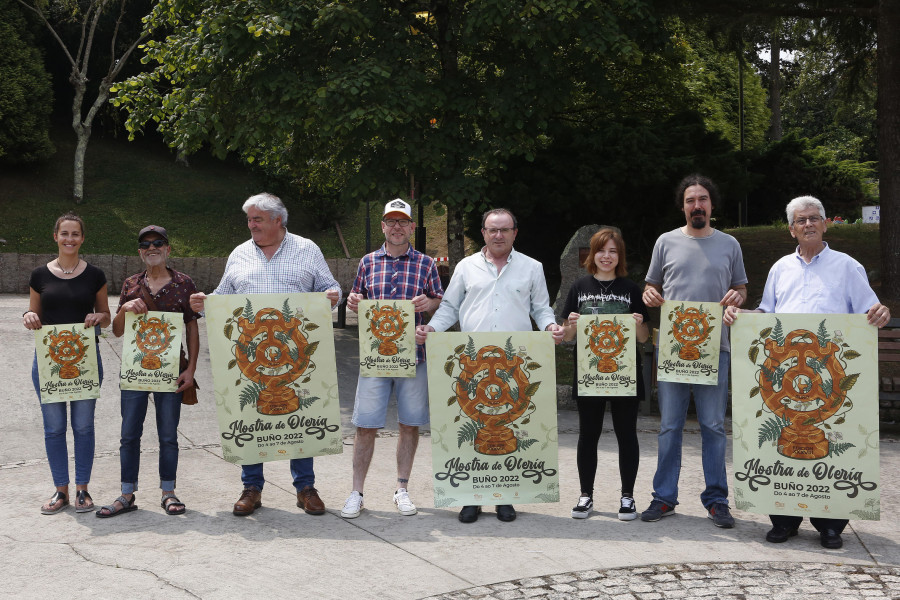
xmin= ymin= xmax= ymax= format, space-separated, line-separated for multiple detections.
xmin=74 ymin=489 xmax=94 ymax=513
xmin=95 ymin=495 xmax=138 ymax=518
xmin=161 ymin=493 xmax=186 ymax=515
xmin=41 ymin=491 xmax=69 ymax=515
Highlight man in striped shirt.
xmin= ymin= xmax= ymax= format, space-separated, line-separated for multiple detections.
xmin=190 ymin=193 xmax=341 ymax=517
xmin=340 ymin=199 xmax=444 ymax=519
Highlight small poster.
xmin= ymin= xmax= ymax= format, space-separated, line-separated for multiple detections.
xmin=205 ymin=293 xmax=343 ymax=464
xmin=358 ymin=299 xmax=416 ymax=377
xmin=575 ymin=314 xmax=638 ymax=397
xmin=731 ymin=313 xmax=880 ymax=520
xmin=657 ymin=300 xmax=723 ymax=385
xmin=119 ymin=311 xmax=183 ymax=392
xmin=427 ymin=332 xmax=559 ymax=508
xmin=34 ymin=324 xmax=100 ymax=403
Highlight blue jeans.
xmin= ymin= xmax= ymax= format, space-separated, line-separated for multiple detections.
xmin=32 ymin=351 xmax=104 ymax=487
xmin=652 ymin=351 xmax=730 ymax=509
xmin=242 ymin=458 xmax=315 ymax=492
xmin=120 ymin=389 xmax=183 ymax=494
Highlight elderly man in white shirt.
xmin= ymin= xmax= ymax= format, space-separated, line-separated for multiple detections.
xmin=190 ymin=193 xmax=341 ymax=518
xmin=416 ymin=208 xmax=564 ymax=523
xmin=724 ymin=194 xmax=890 ymax=550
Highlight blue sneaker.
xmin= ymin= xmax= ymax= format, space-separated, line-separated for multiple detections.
xmin=640 ymin=499 xmax=675 ymax=522
xmin=707 ymin=502 xmax=735 ymax=528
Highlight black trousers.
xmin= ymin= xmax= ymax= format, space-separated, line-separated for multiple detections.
xmin=770 ymin=514 xmax=848 ymax=534
xmin=575 ymin=395 xmax=640 ymax=496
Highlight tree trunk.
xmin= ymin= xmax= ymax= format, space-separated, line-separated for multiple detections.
xmin=70 ymin=72 xmax=88 ymax=204
xmin=446 ymin=205 xmax=466 ymax=270
xmin=878 ymin=0 xmax=900 ymax=300
xmin=767 ymin=22 xmax=783 ymax=141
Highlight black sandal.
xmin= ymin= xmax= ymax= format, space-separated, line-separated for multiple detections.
xmin=161 ymin=493 xmax=186 ymax=515
xmin=40 ymin=491 xmax=69 ymax=515
xmin=74 ymin=489 xmax=94 ymax=513
xmin=95 ymin=495 xmax=137 ymax=518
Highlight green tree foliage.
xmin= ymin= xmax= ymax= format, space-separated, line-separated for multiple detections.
xmin=114 ymin=0 xmax=660 ymax=263
xmin=0 ymin=0 xmax=54 ymax=164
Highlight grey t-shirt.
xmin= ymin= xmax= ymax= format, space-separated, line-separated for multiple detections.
xmin=645 ymin=228 xmax=748 ymax=352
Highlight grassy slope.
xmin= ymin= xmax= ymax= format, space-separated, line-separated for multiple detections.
xmin=0 ymin=130 xmax=450 ymax=258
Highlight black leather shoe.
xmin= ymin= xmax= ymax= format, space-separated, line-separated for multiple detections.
xmin=458 ymin=505 xmax=481 ymax=523
xmin=765 ymin=525 xmax=798 ymax=543
xmin=496 ymin=504 xmax=517 ymax=522
xmin=820 ymin=529 xmax=843 ymax=549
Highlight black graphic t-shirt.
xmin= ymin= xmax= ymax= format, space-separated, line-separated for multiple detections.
xmin=561 ymin=276 xmax=650 ymax=398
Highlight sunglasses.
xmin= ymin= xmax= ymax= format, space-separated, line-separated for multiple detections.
xmin=139 ymin=239 xmax=168 ymax=249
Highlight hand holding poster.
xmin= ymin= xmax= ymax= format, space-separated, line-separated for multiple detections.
xmin=119 ymin=311 xmax=182 ymax=392
xmin=34 ymin=324 xmax=100 ymax=402
xmin=657 ymin=300 xmax=722 ymax=385
xmin=575 ymin=314 xmax=637 ymax=396
xmin=427 ymin=332 xmax=559 ymax=508
xmin=731 ymin=313 xmax=880 ymax=520
xmin=205 ymin=293 xmax=343 ymax=464
xmin=358 ymin=299 xmax=416 ymax=377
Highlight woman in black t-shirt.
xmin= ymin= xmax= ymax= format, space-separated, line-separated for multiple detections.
xmin=561 ymin=227 xmax=649 ymax=521
xmin=23 ymin=213 xmax=110 ymax=515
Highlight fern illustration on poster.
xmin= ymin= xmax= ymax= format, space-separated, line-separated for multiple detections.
xmin=34 ymin=324 xmax=100 ymax=403
xmin=731 ymin=313 xmax=879 ymax=520
xmin=119 ymin=311 xmax=182 ymax=392
xmin=205 ymin=293 xmax=342 ymax=464
xmin=358 ymin=299 xmax=416 ymax=377
xmin=575 ymin=314 xmax=637 ymax=397
xmin=426 ymin=332 xmax=559 ymax=508
xmin=657 ymin=300 xmax=722 ymax=385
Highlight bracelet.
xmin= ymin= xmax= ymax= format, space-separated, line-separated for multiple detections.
xmin=23 ymin=310 xmax=33 ymax=317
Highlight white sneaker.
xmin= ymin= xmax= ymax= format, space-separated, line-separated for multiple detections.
xmin=393 ymin=488 xmax=417 ymax=516
xmin=618 ymin=496 xmax=637 ymax=521
xmin=571 ymin=495 xmax=593 ymax=519
xmin=341 ymin=491 xmax=363 ymax=518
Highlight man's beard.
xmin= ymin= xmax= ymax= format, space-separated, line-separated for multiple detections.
xmin=690 ymin=210 xmax=707 ymax=229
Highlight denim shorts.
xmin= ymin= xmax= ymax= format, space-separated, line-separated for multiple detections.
xmin=351 ymin=363 xmax=429 ymax=428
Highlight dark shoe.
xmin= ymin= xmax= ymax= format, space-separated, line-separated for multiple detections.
xmin=74 ymin=489 xmax=94 ymax=513
xmin=640 ymin=499 xmax=675 ymax=522
xmin=161 ymin=493 xmax=186 ymax=515
xmin=820 ymin=529 xmax=843 ymax=549
xmin=95 ymin=495 xmax=137 ymax=518
xmin=458 ymin=505 xmax=482 ymax=523
xmin=496 ymin=504 xmax=517 ymax=522
xmin=766 ymin=525 xmax=798 ymax=543
xmin=233 ymin=488 xmax=262 ymax=516
xmin=297 ymin=486 xmax=325 ymax=515
xmin=40 ymin=491 xmax=69 ymax=515
xmin=707 ymin=502 xmax=735 ymax=528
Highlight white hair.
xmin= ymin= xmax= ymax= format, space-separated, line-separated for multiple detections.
xmin=785 ymin=195 xmax=826 ymax=224
xmin=243 ymin=193 xmax=288 ymax=226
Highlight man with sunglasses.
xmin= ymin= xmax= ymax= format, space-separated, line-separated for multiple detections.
xmin=416 ymin=208 xmax=564 ymax=523
xmin=339 ymin=199 xmax=443 ymax=519
xmin=96 ymin=225 xmax=201 ymax=517
xmin=190 ymin=193 xmax=341 ymax=517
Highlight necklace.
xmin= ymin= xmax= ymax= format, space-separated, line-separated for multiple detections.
xmin=593 ymin=277 xmax=615 ymax=294
xmin=56 ymin=258 xmax=78 ymax=274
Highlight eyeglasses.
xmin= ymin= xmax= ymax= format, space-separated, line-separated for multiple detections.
xmin=139 ymin=239 xmax=168 ymax=249
xmin=793 ymin=216 xmax=823 ymax=226
xmin=484 ymin=227 xmax=514 ymax=235
xmin=383 ymin=219 xmax=411 ymax=227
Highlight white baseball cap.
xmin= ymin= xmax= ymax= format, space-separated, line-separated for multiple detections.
xmin=383 ymin=198 xmax=412 ymax=220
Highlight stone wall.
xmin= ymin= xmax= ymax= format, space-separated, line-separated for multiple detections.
xmin=0 ymin=254 xmax=362 ymax=295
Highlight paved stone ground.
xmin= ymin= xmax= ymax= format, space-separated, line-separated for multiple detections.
xmin=421 ymin=562 xmax=900 ymax=600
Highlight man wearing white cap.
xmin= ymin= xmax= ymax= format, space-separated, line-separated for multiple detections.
xmin=340 ymin=199 xmax=444 ymax=518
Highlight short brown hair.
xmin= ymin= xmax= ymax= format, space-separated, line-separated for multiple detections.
xmin=54 ymin=212 xmax=85 ymax=235
xmin=583 ymin=227 xmax=627 ymax=278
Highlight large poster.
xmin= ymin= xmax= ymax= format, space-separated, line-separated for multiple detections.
xmin=575 ymin=314 xmax=638 ymax=397
xmin=427 ymin=332 xmax=559 ymax=508
xmin=657 ymin=300 xmax=723 ymax=385
xmin=205 ymin=294 xmax=343 ymax=464
xmin=119 ymin=311 xmax=182 ymax=392
xmin=731 ymin=313 xmax=880 ymax=521
xmin=34 ymin=324 xmax=101 ymax=403
xmin=358 ymin=299 xmax=416 ymax=377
